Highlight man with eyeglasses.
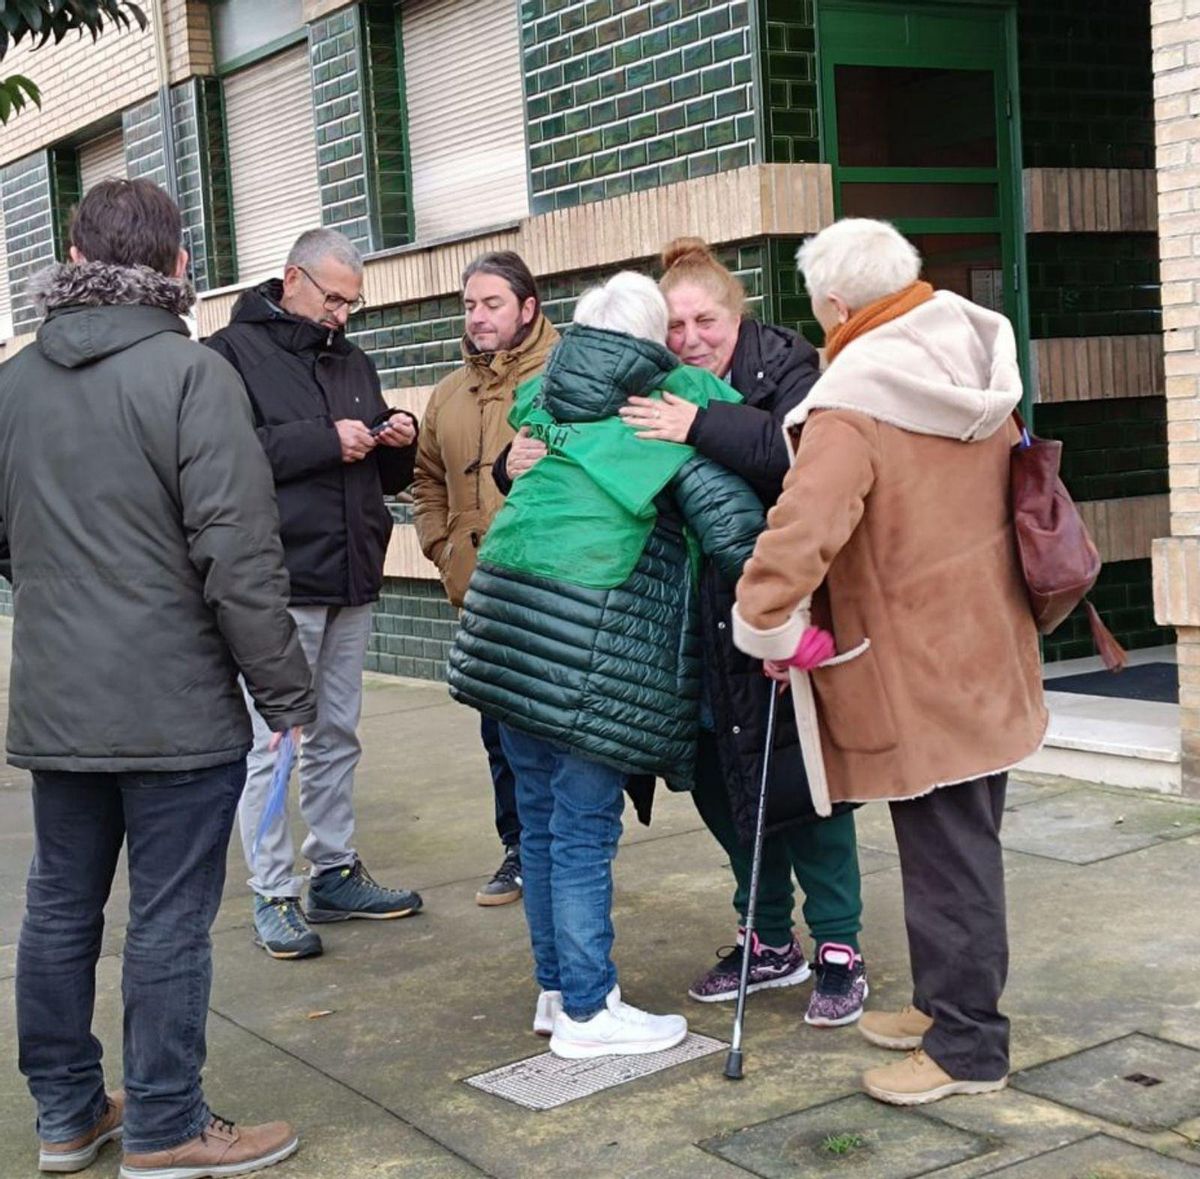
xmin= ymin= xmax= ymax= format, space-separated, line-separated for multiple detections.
xmin=208 ymin=228 xmax=423 ymax=961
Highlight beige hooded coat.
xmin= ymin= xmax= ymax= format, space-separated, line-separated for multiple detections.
xmin=733 ymin=291 xmax=1047 ymax=805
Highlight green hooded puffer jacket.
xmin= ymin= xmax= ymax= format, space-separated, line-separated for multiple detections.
xmin=446 ymin=326 xmax=765 ymax=789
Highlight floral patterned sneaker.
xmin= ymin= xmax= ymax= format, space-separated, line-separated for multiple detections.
xmin=687 ymin=930 xmax=811 ymax=1003
xmin=805 ymin=942 xmax=868 ymax=1027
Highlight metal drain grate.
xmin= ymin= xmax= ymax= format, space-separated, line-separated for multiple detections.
xmin=464 ymin=1034 xmax=727 ymax=1110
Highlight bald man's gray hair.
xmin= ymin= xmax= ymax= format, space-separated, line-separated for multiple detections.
xmin=572 ymin=271 xmax=668 ymax=343
xmin=286 ymin=228 xmax=363 ymax=276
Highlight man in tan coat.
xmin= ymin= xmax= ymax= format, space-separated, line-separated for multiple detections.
xmin=734 ymin=219 xmax=1046 ymax=1108
xmin=412 ymin=251 xmax=558 ymax=905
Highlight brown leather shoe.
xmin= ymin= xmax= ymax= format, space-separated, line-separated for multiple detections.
xmin=119 ymin=1115 xmax=298 ymax=1179
xmin=863 ymin=1049 xmax=1008 ymax=1106
xmin=858 ymin=1004 xmax=934 ymax=1050
xmin=39 ymin=1090 xmax=125 ymax=1173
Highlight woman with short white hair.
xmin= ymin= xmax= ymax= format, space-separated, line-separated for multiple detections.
xmin=448 ymin=271 xmax=766 ymax=1059
xmin=734 ymin=218 xmax=1047 ymax=1105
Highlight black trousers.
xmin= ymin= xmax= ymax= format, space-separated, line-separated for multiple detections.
xmin=889 ymin=773 xmax=1009 ymax=1081
xmin=480 ymin=713 xmax=521 ymax=849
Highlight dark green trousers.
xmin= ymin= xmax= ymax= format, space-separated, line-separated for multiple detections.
xmin=692 ymin=732 xmax=862 ymax=954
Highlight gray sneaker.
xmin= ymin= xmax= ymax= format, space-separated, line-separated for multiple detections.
xmin=253 ymin=895 xmax=323 ymax=960
xmin=306 ymin=859 xmax=423 ymax=923
xmin=476 ymin=847 xmax=522 ymax=906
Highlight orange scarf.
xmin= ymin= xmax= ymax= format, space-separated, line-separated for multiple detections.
xmin=823 ymin=281 xmax=935 ymax=363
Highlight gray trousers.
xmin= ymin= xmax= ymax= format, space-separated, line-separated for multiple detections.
xmin=890 ymin=773 xmax=1010 ymax=1081
xmin=239 ymin=604 xmax=372 ymax=898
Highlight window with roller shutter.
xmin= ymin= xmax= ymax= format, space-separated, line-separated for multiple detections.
xmin=402 ymin=0 xmax=529 ymax=242
xmin=0 ymin=200 xmax=12 ymax=342
xmin=224 ymin=45 xmax=322 ymax=285
xmin=78 ymin=130 xmax=127 ymax=194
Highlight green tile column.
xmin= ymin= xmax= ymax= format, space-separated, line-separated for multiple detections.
xmin=309 ymin=1 xmax=412 ymax=252
xmin=122 ymin=82 xmax=235 ymax=293
xmin=756 ymin=0 xmax=818 ymax=164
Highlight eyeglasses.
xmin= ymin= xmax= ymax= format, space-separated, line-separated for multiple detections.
xmin=295 ymin=265 xmax=366 ymax=315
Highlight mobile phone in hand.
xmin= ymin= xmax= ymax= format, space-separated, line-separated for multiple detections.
xmin=369 ymin=417 xmax=395 ymax=437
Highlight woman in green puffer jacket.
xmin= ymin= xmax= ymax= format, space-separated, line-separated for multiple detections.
xmin=446 ymin=272 xmax=763 ymax=1061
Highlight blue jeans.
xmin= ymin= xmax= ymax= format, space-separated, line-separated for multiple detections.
xmin=17 ymin=760 xmax=246 ymax=1153
xmin=498 ymin=725 xmax=626 ymax=1021
xmin=480 ymin=713 xmax=520 ymax=849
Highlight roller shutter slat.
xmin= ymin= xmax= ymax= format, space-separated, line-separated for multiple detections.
xmin=225 ymin=45 xmax=322 ymax=285
xmin=78 ymin=130 xmax=127 ymax=193
xmin=404 ymin=0 xmax=529 ymax=240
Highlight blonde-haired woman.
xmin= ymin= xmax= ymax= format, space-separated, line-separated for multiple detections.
xmin=618 ymin=238 xmax=868 ymax=1027
xmin=734 ymin=218 xmax=1046 ymax=1105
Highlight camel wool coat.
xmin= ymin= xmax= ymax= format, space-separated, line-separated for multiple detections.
xmin=733 ymin=291 xmax=1047 ymax=804
xmin=412 ymin=315 xmax=558 ymax=606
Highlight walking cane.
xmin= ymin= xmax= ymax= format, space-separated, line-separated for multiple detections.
xmin=724 ymin=683 xmax=780 ymax=1080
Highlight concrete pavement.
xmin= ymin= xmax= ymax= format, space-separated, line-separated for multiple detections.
xmin=1 ymin=618 xmax=1199 ymax=1178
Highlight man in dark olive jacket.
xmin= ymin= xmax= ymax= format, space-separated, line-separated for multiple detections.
xmin=0 ymin=180 xmax=315 ymax=1177
xmin=208 ymin=228 xmax=422 ymax=963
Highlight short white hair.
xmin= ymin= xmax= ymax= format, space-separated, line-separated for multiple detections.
xmin=572 ymin=270 xmax=668 ymax=343
xmin=796 ymin=218 xmax=922 ymax=310
xmin=286 ymin=228 xmax=363 ymax=276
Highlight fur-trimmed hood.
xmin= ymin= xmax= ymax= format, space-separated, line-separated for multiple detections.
xmin=31 ymin=262 xmax=194 ymax=370
xmin=30 ymin=261 xmax=195 ymax=317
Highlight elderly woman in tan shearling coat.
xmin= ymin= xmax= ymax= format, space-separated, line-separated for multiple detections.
xmin=733 ymin=218 xmax=1047 ymax=1109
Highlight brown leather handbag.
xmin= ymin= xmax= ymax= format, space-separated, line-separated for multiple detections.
xmin=1010 ymin=411 xmax=1126 ymax=670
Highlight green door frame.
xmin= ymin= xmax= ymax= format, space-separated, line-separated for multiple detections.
xmin=816 ymin=0 xmax=1031 ymax=414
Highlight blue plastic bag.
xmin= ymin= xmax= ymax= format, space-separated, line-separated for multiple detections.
xmin=252 ymin=730 xmax=296 ymax=860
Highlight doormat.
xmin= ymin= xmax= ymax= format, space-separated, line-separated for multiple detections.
xmin=463 ymin=1033 xmax=726 ymax=1110
xmin=1044 ymin=661 xmax=1177 ymax=704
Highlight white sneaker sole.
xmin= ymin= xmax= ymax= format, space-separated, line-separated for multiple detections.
xmin=305 ymin=906 xmax=419 ymax=924
xmin=864 ymin=1074 xmax=1008 ymax=1106
xmin=119 ymin=1133 xmax=299 ymax=1179
xmin=549 ymin=1026 xmax=688 ymax=1060
xmin=39 ymin=1125 xmax=122 ymax=1172
xmin=688 ymin=962 xmax=812 ymax=1003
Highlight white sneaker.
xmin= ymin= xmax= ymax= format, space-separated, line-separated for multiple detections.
xmin=533 ymin=989 xmax=562 ymax=1035
xmin=549 ymin=985 xmax=688 ymax=1059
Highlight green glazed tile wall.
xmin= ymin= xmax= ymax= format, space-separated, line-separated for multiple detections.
xmin=521 ymin=0 xmax=757 ymax=213
xmin=310 ymin=2 xmax=412 ymax=251
xmin=758 ymin=0 xmax=818 ymax=164
xmin=1034 ymin=397 xmax=1167 ymax=503
xmin=1018 ymin=0 xmax=1154 ymax=170
xmin=122 ymin=83 xmax=235 ymax=293
xmin=1 ymin=152 xmax=56 ymax=333
xmin=1042 ymin=559 xmax=1172 ymax=662
xmin=1026 ymin=233 xmax=1161 ymax=340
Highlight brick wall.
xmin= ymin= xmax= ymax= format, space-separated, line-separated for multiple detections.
xmin=1149 ymin=0 xmax=1200 ymax=795
xmin=521 ymin=0 xmax=757 ymax=213
xmin=0 ymin=1 xmax=211 ymax=169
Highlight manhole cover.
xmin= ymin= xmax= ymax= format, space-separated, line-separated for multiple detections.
xmin=979 ymin=1133 xmax=1200 ymax=1177
xmin=463 ymin=1033 xmax=725 ymax=1110
xmin=700 ymin=1093 xmax=992 ymax=1179
xmin=1013 ymin=1034 xmax=1200 ymax=1131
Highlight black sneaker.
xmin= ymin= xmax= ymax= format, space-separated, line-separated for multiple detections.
xmin=805 ymin=942 xmax=869 ymax=1027
xmin=476 ymin=847 xmax=523 ymax=907
xmin=305 ymin=859 xmax=423 ymax=923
